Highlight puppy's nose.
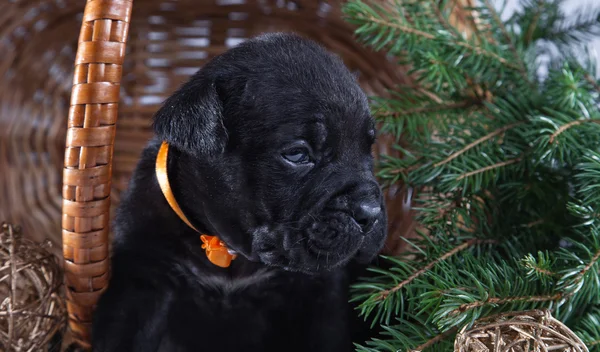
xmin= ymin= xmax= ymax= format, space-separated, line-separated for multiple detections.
xmin=353 ymin=200 xmax=381 ymax=232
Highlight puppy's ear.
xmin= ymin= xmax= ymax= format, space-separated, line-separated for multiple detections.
xmin=152 ymin=75 xmax=227 ymax=157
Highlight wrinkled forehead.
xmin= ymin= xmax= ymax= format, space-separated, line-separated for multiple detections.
xmin=232 ymin=102 xmax=374 ymax=155
xmin=224 ymin=68 xmax=374 ymax=150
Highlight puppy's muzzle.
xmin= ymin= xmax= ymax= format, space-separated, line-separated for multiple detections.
xmin=306 ymin=180 xmax=385 ymax=261
xmin=252 ymin=179 xmax=386 ymax=273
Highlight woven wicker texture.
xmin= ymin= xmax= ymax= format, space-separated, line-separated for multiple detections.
xmin=1 ymin=0 xmax=474 ymax=348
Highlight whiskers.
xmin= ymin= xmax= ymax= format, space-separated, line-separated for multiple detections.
xmin=291 ymin=236 xmax=307 ymax=247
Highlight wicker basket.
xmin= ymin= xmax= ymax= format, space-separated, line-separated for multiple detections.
xmin=0 ymin=0 xmax=474 ymax=348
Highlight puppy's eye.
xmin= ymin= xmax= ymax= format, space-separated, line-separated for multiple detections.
xmin=282 ymin=149 xmax=310 ymax=164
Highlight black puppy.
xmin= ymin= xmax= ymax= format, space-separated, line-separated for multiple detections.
xmin=92 ymin=32 xmax=387 ymax=352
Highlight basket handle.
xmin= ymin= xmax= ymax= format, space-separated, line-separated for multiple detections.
xmin=62 ymin=0 xmax=133 ymax=347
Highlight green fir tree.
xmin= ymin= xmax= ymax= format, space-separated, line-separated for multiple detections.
xmin=342 ymin=0 xmax=600 ymax=350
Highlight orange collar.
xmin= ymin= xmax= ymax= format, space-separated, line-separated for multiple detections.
xmin=155 ymin=141 xmax=237 ymax=268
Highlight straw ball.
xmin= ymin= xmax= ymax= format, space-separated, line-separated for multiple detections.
xmin=454 ymin=309 xmax=589 ymax=352
xmin=0 ymin=222 xmax=66 ymax=352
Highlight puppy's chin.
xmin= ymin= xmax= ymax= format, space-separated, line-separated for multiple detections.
xmin=250 ymin=213 xmax=386 ymax=274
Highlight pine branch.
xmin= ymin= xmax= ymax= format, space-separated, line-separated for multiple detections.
xmin=432 ymin=2 xmax=459 ymax=36
xmin=433 ymin=122 xmax=524 ymax=168
xmin=355 ymin=314 xmax=457 ymax=352
xmin=556 ymin=237 xmax=600 ymax=318
xmin=365 ymin=16 xmax=436 ymax=40
xmin=574 ymin=307 xmax=600 ymax=352
xmin=389 ymin=163 xmax=421 ymax=176
xmin=377 ymin=101 xmax=472 ymax=117
xmin=573 ymin=153 xmax=600 ymax=210
xmin=345 ymin=0 xmax=600 ymax=347
xmin=377 ymin=239 xmax=496 ymax=301
xmin=448 ymin=293 xmax=564 ymax=317
xmin=456 ymin=158 xmax=521 ymax=181
xmin=354 ymin=13 xmax=523 ymax=72
xmin=463 ymin=1 xmax=495 ymax=45
xmin=408 ymin=327 xmax=458 ymax=352
xmin=584 ymin=73 xmax=600 ymax=94
xmin=549 ymin=118 xmax=600 ymax=144
xmin=574 ymin=248 xmax=600 ymax=286
xmin=524 ymin=0 xmax=544 ymax=45
xmin=532 ymin=266 xmax=556 ymax=277
xmin=521 ymin=251 xmax=560 ymax=284
xmin=481 ymin=0 xmax=528 ymax=79
xmin=415 ymin=87 xmax=444 ymax=104
xmin=525 ymin=219 xmax=545 ymax=228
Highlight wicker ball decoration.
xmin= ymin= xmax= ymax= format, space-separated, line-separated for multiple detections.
xmin=0 ymin=222 xmax=67 ymax=352
xmin=454 ymin=310 xmax=589 ymax=352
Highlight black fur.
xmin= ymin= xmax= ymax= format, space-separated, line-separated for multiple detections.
xmin=92 ymin=33 xmax=387 ymax=352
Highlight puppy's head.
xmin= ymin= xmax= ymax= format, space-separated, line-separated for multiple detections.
xmin=153 ymin=33 xmax=386 ymax=273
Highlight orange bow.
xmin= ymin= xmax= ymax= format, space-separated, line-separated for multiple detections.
xmin=200 ymin=235 xmax=238 ymax=268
